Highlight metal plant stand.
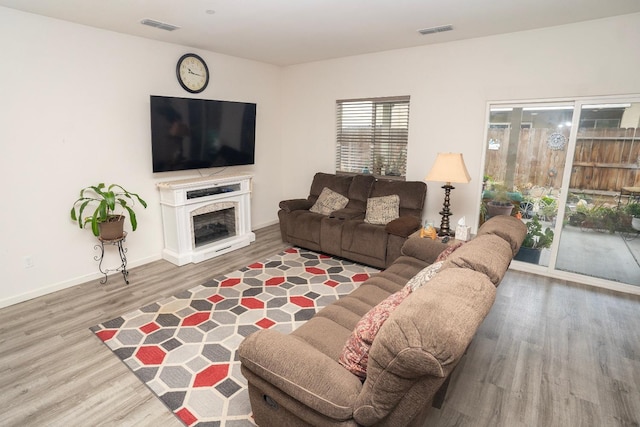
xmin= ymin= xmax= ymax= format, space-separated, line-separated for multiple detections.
xmin=94 ymin=232 xmax=129 ymax=284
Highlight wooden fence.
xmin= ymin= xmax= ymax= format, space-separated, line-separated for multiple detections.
xmin=572 ymin=128 xmax=640 ymax=192
xmin=485 ymin=127 xmax=640 ymax=197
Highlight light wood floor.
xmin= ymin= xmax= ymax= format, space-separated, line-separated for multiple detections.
xmin=1 ymin=224 xmax=639 ymax=426
xmin=424 ymin=270 xmax=640 ymax=427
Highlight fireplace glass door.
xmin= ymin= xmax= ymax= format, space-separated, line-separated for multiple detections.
xmin=192 ymin=207 xmax=236 ymax=248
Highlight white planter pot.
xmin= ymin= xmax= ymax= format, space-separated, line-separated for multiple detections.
xmin=632 ymin=216 xmax=640 ymax=231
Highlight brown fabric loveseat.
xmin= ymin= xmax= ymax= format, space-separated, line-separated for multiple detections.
xmin=239 ymin=215 xmax=527 ymax=426
xmin=278 ymin=172 xmax=427 ymax=269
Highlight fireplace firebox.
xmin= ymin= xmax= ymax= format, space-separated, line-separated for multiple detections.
xmin=192 ymin=205 xmax=236 ymax=248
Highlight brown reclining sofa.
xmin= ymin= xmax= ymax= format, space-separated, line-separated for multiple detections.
xmin=278 ymin=172 xmax=427 ymax=269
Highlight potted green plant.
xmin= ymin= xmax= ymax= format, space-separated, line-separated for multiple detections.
xmin=515 ymin=215 xmax=554 ymax=264
xmin=626 ymin=202 xmax=640 ymax=231
xmin=70 ymin=183 xmax=147 ymax=239
xmin=485 ymin=184 xmax=514 ymax=218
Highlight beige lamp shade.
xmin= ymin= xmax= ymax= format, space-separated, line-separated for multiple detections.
xmin=425 ymin=152 xmax=471 ymax=185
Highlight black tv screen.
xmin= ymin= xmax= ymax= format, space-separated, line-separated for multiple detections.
xmin=150 ymin=95 xmax=256 ymax=172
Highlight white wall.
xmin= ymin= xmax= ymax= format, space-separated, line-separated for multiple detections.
xmin=280 ymin=13 xmax=640 ymax=228
xmin=3 ymin=7 xmax=640 ymax=308
xmin=0 ymin=7 xmax=283 ymax=307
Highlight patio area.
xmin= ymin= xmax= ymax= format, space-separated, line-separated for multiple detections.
xmin=539 ymin=225 xmax=640 ymax=285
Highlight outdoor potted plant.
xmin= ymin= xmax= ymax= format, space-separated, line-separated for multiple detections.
xmin=70 ymin=183 xmax=147 ymax=240
xmin=514 ymin=215 xmax=554 ymax=264
xmin=485 ymin=184 xmax=514 ymax=218
xmin=626 ymin=202 xmax=640 ymax=231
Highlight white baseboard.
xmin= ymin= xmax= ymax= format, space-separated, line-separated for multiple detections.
xmin=253 ymin=219 xmax=279 ymax=229
xmin=1 ymin=221 xmax=279 ymax=309
xmin=0 ymin=254 xmax=162 ymax=309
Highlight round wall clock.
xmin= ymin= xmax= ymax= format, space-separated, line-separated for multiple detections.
xmin=176 ymin=53 xmax=209 ymax=93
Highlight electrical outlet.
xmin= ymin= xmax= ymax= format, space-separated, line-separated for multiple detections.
xmin=24 ymin=256 xmax=34 ymax=269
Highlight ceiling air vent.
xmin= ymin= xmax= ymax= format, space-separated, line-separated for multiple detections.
xmin=140 ymin=18 xmax=180 ymax=31
xmin=418 ymin=24 xmax=453 ymax=35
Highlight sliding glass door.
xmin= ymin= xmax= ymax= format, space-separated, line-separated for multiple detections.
xmin=555 ymin=102 xmax=640 ymax=285
xmin=481 ymin=97 xmax=640 ymax=289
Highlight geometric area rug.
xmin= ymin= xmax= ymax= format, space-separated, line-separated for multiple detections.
xmin=90 ymin=248 xmax=379 ymax=427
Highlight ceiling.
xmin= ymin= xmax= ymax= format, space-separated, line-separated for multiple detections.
xmin=2 ymin=0 xmax=640 ymax=66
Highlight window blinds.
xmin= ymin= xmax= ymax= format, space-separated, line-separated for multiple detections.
xmin=336 ymin=95 xmax=410 ymax=178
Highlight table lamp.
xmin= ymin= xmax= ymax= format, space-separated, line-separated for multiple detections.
xmin=425 ymin=152 xmax=471 ymax=236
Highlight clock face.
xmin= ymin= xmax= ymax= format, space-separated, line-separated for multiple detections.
xmin=176 ymin=54 xmax=209 ymax=93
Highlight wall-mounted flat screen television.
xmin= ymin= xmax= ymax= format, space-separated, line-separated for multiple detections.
xmin=150 ymin=95 xmax=256 ymax=172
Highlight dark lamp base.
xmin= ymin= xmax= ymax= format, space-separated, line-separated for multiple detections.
xmin=437 ymin=184 xmax=455 ymax=236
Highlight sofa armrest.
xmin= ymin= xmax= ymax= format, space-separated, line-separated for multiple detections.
xmin=385 ymin=216 xmax=421 ymax=238
xmin=330 ymin=207 xmax=364 ymax=220
xmin=279 ymin=198 xmax=313 ymax=213
xmin=239 ymin=329 xmax=362 ymax=420
xmin=400 ymin=236 xmax=449 ymax=264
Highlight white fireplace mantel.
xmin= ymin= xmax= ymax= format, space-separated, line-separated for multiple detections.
xmin=157 ymin=174 xmax=255 ymax=266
